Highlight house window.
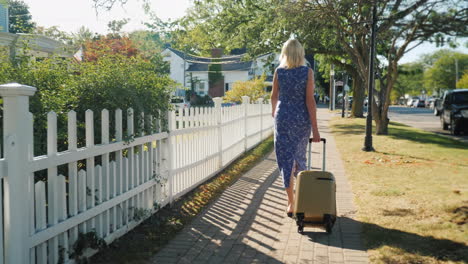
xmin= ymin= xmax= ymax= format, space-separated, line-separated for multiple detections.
xmin=198 ymin=82 xmax=205 ymax=91
xmin=225 ymin=83 xmax=229 ymax=92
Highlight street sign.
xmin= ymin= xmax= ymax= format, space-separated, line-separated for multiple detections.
xmin=335 ymin=81 xmax=344 ymax=86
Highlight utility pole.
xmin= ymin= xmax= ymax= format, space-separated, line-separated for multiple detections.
xmin=455 ymin=58 xmax=459 ymax=84
xmin=363 ymin=2 xmax=376 ymax=152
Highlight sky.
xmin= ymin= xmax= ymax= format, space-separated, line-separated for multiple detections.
xmin=23 ymin=0 xmax=191 ymax=34
xmin=23 ymin=0 xmax=468 ymax=63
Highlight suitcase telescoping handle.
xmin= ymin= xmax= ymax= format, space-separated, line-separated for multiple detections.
xmin=307 ymin=138 xmax=326 ymax=171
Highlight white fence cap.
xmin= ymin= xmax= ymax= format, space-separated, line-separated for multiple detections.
xmin=0 ymin=83 xmax=37 ymax=97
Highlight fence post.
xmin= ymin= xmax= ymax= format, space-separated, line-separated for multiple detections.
xmin=166 ymin=110 xmax=175 ymax=206
xmin=0 ymin=83 xmax=36 ymax=264
xmin=257 ymin=98 xmax=264 ymax=141
xmin=242 ymin=96 xmax=250 ymax=152
xmin=213 ymin=97 xmax=223 ymax=168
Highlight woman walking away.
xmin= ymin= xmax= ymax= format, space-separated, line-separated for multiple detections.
xmin=270 ymin=39 xmax=321 ymax=217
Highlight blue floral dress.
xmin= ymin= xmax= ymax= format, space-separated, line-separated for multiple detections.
xmin=274 ymin=66 xmax=311 ymax=188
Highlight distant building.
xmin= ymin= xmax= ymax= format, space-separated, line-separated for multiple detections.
xmin=0 ymin=32 xmax=73 ymax=60
xmin=161 ymin=47 xmax=280 ymax=97
xmin=0 ymin=2 xmax=8 ymax=33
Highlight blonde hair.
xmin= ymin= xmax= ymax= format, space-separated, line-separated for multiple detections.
xmin=279 ymin=39 xmax=305 ymax=69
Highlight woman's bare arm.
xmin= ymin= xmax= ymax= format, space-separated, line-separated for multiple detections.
xmin=305 ymin=68 xmax=321 ymax=142
xmin=271 ymin=70 xmax=279 ymax=117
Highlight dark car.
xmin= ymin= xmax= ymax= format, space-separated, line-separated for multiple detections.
xmin=440 ymin=89 xmax=468 ymax=135
xmin=412 ymin=99 xmax=425 ymax=108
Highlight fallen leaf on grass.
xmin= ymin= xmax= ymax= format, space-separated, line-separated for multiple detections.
xmin=364 ymin=160 xmax=374 ymax=164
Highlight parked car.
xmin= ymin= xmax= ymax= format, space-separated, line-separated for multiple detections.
xmin=439 ymin=89 xmax=468 ymax=135
xmin=412 ymin=99 xmax=425 ymax=108
xmin=407 ymin=97 xmax=419 ymax=107
xmin=426 ymin=97 xmax=435 ymax=108
xmin=170 ymin=97 xmax=190 ymax=112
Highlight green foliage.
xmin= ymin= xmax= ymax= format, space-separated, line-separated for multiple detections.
xmin=393 ymin=62 xmax=424 ymax=100
xmin=73 ymin=26 xmax=95 ymax=46
xmin=224 ymin=75 xmax=267 ymax=103
xmin=424 ymin=51 xmax=468 ymax=91
xmin=133 ymin=208 xmax=152 ymax=221
xmin=456 ymin=70 xmax=468 ymax=89
xmin=8 ymin=0 xmax=36 ymax=33
xmin=70 ymin=231 xmax=107 ymax=263
xmin=107 ymin=18 xmax=129 ymax=34
xmin=208 ymin=60 xmax=222 ymax=87
xmin=129 ymin=30 xmax=168 ymax=60
xmin=0 ymin=51 xmax=174 ymax=156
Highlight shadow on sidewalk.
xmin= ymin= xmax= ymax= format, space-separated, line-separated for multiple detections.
xmin=181 ymin=164 xmax=467 ymax=263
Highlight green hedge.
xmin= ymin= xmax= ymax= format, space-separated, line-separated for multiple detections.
xmin=0 ymin=51 xmax=175 ymax=157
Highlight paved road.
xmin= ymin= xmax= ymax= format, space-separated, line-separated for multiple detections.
xmin=388 ymin=106 xmax=468 ymax=143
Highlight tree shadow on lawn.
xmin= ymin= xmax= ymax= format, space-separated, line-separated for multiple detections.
xmin=332 ymin=121 xmax=467 ymax=150
xmin=304 ymin=217 xmax=468 ymax=263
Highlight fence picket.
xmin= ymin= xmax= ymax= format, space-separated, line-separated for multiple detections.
xmin=67 ymin=110 xmax=79 ymax=248
xmin=35 ymin=182 xmax=47 ymax=264
xmin=47 ymin=111 xmax=59 ymax=263
xmin=57 ymin=175 xmax=69 ymax=263
xmin=115 ymin=109 xmax=123 ymax=196
xmin=78 ymin=169 xmax=87 ymax=212
xmin=139 ymin=112 xmax=144 ymax=185
xmin=85 ymin=110 xmax=96 ymax=233
xmin=101 ymin=109 xmax=110 ymax=237
xmin=95 ymin=165 xmax=103 ymax=237
xmin=109 ymin=161 xmax=116 ymax=233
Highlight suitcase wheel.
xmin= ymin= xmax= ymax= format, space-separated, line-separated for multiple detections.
xmin=296 ymin=213 xmax=305 ymax=234
xmin=324 ymin=214 xmax=336 ymax=234
xmin=298 ymin=224 xmax=304 ymax=234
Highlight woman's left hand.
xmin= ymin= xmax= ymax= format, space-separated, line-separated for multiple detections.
xmin=312 ymin=131 xmax=321 ymax=142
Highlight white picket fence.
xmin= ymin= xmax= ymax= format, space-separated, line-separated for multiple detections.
xmin=0 ymin=83 xmax=273 ymax=264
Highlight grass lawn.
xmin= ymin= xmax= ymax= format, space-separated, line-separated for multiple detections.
xmin=330 ymin=117 xmax=468 ymax=264
xmin=90 ymin=136 xmax=274 ymax=263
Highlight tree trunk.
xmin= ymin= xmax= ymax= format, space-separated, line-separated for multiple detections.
xmin=373 ymin=65 xmax=397 ymax=135
xmin=375 ymin=112 xmax=389 ymax=134
xmin=351 ymin=74 xmax=365 ymax=117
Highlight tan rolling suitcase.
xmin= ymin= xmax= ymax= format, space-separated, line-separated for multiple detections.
xmin=294 ymin=138 xmax=337 ymax=234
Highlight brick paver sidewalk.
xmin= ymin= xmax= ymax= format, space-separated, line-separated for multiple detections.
xmin=150 ymin=107 xmax=368 ymax=264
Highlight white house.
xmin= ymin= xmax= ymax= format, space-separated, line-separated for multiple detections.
xmin=161 ymin=47 xmax=280 ymax=97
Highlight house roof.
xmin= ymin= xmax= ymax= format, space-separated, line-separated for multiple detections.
xmin=166 ymin=47 xmax=253 ymax=72
xmin=166 ymin=47 xmax=246 ymax=64
xmin=0 ymin=32 xmax=73 ymax=57
xmin=187 ymin=61 xmax=252 ymax=72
